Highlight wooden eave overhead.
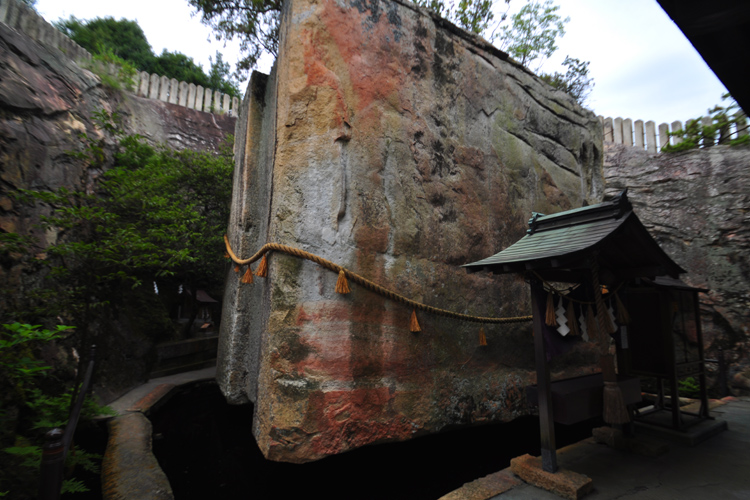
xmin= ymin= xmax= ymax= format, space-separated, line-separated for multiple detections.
xmin=463 ymin=191 xmax=685 ymax=284
xmin=656 ymin=0 xmax=750 ymax=114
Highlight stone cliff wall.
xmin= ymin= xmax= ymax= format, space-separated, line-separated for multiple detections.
xmin=0 ymin=20 xmax=235 ymax=402
xmin=604 ymin=142 xmax=750 ymax=392
xmin=219 ymin=0 xmax=604 ymax=463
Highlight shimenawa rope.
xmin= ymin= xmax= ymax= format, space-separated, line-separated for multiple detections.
xmin=224 ymin=235 xmax=532 ymax=326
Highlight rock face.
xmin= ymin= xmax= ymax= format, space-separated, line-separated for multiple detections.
xmin=0 ymin=20 xmax=235 ymax=401
xmin=604 ymin=143 xmax=750 ymax=392
xmin=219 ymin=0 xmax=604 ymax=462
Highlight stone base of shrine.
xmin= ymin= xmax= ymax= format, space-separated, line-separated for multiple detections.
xmin=510 ymin=454 xmax=593 ymax=500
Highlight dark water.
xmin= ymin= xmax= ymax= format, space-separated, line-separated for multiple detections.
xmin=151 ymin=382 xmax=602 ymax=500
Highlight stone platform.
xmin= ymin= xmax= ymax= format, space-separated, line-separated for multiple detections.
xmin=443 ymin=397 xmax=749 ymax=500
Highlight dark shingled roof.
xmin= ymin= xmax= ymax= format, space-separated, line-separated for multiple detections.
xmin=463 ymin=191 xmax=685 ymax=283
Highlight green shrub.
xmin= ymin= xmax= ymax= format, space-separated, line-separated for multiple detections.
xmin=663 ymin=94 xmax=749 ymax=152
xmin=0 ymin=323 xmax=113 ymax=497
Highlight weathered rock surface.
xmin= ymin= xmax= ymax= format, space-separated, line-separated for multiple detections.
xmin=219 ymin=0 xmax=604 ymax=462
xmin=0 ymin=20 xmax=235 ymax=402
xmin=604 ymin=142 xmax=750 ymax=392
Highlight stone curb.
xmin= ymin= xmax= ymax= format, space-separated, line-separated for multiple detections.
xmin=439 ymin=469 xmax=521 ymax=500
xmin=510 ymin=454 xmax=593 ymax=500
xmin=101 ymin=372 xmax=215 ymax=500
xmin=102 ymin=413 xmax=174 ymax=500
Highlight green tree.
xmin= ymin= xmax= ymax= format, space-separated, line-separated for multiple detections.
xmin=55 ymin=16 xmax=241 ymax=97
xmin=1 ymin=323 xmax=113 ymax=498
xmin=150 ymin=50 xmax=212 ymax=85
xmin=663 ymin=94 xmax=749 ymax=152
xmin=414 ymin=0 xmax=511 ymax=37
xmin=189 ymin=0 xmax=283 ymax=77
xmin=13 ymin=110 xmax=234 ymax=344
xmin=497 ymin=0 xmax=569 ymax=71
xmin=208 ymin=51 xmax=242 ymax=97
xmin=56 ymin=16 xmax=155 ymax=71
xmin=540 ymin=56 xmax=594 ymax=106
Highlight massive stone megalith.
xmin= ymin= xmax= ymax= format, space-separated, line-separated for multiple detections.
xmin=219 ymin=0 xmax=604 ymax=462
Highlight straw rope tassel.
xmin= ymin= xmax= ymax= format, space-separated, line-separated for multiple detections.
xmin=592 ymin=257 xmax=630 ymax=424
xmin=545 ymin=291 xmax=556 ymax=326
xmin=566 ymin=299 xmax=580 ymax=336
xmin=614 ymin=293 xmax=630 ymax=325
xmin=479 ymin=326 xmax=488 ymax=346
xmin=601 ymin=294 xmax=617 ymax=334
xmin=241 ymin=266 xmax=254 ymax=284
xmin=233 ymin=265 xmax=240 ymax=273
xmin=410 ymin=309 xmax=421 ymax=333
xmin=586 ymin=304 xmax=598 ymax=341
xmin=255 ymin=254 xmax=268 ymax=277
xmin=335 ymin=270 xmax=351 ymax=294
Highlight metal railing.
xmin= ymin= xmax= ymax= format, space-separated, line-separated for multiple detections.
xmin=38 ymin=345 xmax=97 ymax=500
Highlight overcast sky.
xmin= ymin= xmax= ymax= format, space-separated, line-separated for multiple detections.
xmin=35 ymin=0 xmax=728 ymax=127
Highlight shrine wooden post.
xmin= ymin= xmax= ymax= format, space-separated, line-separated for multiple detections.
xmin=531 ymin=280 xmax=557 ymax=472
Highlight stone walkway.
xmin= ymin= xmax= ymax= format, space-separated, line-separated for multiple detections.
xmin=443 ymin=397 xmax=750 ymax=500
xmin=102 ymin=367 xmax=217 ymax=500
xmin=108 ymin=366 xmax=216 ymax=415
xmin=106 ymin=371 xmax=748 ymax=500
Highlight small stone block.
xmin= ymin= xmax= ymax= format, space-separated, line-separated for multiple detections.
xmin=439 ymin=469 xmax=521 ymax=500
xmin=129 ymin=383 xmax=175 ymax=413
xmin=510 ymin=454 xmax=593 ymax=500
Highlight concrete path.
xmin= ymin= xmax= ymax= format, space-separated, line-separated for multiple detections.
xmin=445 ymin=397 xmax=750 ymax=500
xmin=101 ymin=367 xmax=217 ymax=500
xmin=108 ymin=366 xmax=216 ymax=415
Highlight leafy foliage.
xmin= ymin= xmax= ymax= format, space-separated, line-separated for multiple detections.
xmin=88 ymin=49 xmax=139 ymax=92
xmin=678 ymin=376 xmax=701 ymax=399
xmin=539 ymin=56 xmax=594 ymax=106
xmin=497 ymin=0 xmax=569 ymax=71
xmin=1 ymin=106 xmax=231 ymax=496
xmin=0 ymin=324 xmax=112 ymax=498
xmin=662 ymin=94 xmax=749 ymax=152
xmin=0 ymin=323 xmax=73 ymax=384
xmin=24 ymin=387 xmax=115 ymax=430
xmin=189 ymin=0 xmax=283 ymax=77
xmin=56 ymin=17 xmax=154 ymax=70
xmin=413 ymin=0 xmax=511 ymax=37
xmin=11 ymin=109 xmax=233 ymax=341
xmin=56 ymin=16 xmax=241 ymax=97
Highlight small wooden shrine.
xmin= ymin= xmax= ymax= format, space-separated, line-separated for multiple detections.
xmin=463 ymin=190 xmax=687 ymax=472
xmin=624 ymin=276 xmax=711 ymax=431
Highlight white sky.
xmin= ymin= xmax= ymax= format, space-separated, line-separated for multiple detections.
xmin=35 ymin=0 xmax=728 ymax=126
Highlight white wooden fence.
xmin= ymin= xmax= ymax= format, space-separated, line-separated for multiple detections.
xmin=0 ymin=0 xmax=92 ymax=62
xmin=132 ymin=72 xmax=240 ymax=115
xmin=599 ymin=114 xmax=748 ymax=153
xmin=0 ymin=0 xmax=240 ymax=116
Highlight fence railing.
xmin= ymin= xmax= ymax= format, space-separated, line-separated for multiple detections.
xmin=0 ymin=0 xmax=240 ymax=116
xmin=0 ymin=0 xmax=92 ymax=62
xmin=132 ymin=71 xmax=240 ymax=115
xmin=38 ymin=345 xmax=97 ymax=500
xmin=599 ymin=114 xmax=749 ymax=153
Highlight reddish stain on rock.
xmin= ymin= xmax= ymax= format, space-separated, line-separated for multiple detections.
xmin=305 ymin=388 xmax=415 ymax=455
